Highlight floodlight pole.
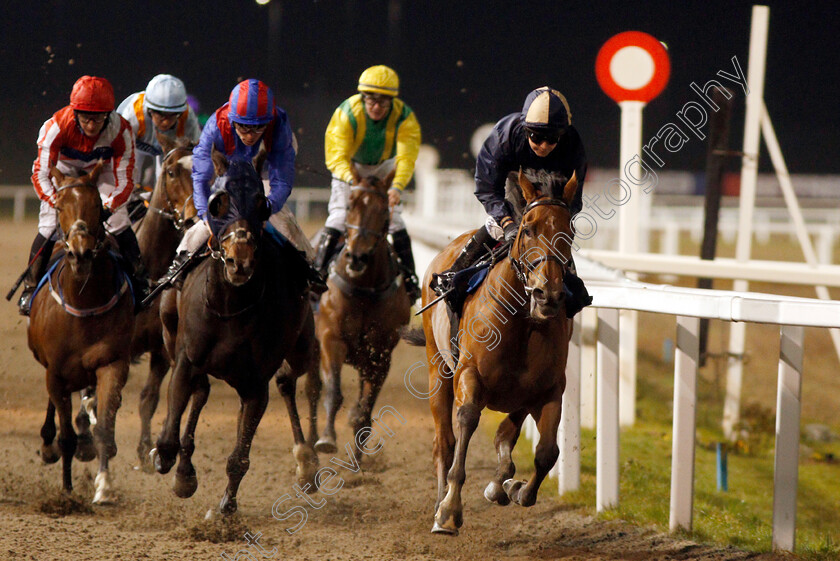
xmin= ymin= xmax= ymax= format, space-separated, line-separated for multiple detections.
xmin=723 ymin=5 xmax=769 ymax=441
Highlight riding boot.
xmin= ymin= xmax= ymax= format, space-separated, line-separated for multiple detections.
xmin=390 ymin=229 xmax=421 ymax=302
xmin=114 ymin=228 xmax=150 ymax=313
xmin=18 ymin=233 xmax=55 ymax=316
xmin=314 ymin=227 xmax=342 ymax=277
xmin=431 ymin=225 xmax=496 ymax=298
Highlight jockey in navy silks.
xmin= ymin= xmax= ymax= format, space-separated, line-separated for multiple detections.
xmin=432 ymin=86 xmax=590 ymax=316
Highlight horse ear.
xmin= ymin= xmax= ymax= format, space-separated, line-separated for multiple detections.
xmin=87 ymin=160 xmax=105 ymax=183
xmin=49 ymin=166 xmax=66 ymax=185
xmin=518 ymin=168 xmax=539 ymax=203
xmin=211 ymin=145 xmax=229 ymax=177
xmin=256 ymin=195 xmax=271 ymax=222
xmin=156 ymin=130 xmax=175 ymax=155
xmin=383 ymin=169 xmax=396 ymax=191
xmin=350 ymin=167 xmax=361 ymax=186
xmin=253 ymin=145 xmax=267 ymax=176
xmin=562 ymin=171 xmax=578 ymax=206
xmin=208 ymin=190 xmax=230 ymax=218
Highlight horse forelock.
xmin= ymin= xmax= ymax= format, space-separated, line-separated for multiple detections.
xmin=208 ymin=160 xmax=265 ymax=239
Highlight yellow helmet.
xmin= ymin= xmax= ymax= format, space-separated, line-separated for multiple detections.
xmin=357 ymin=65 xmax=399 ymax=97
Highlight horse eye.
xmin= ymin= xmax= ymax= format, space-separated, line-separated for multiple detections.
xmin=522 ymin=226 xmax=532 ymax=238
xmin=167 ymin=169 xmax=176 ymax=178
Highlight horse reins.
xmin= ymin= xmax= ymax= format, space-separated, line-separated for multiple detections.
xmin=146 ymin=148 xmax=195 ymax=232
xmin=509 ymin=197 xmax=572 ymax=288
xmin=53 ymin=179 xmax=108 ymax=256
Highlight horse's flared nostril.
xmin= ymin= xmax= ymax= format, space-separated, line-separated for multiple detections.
xmin=532 ymin=287 xmax=547 ymax=304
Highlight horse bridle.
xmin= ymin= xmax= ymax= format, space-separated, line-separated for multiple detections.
xmin=146 ymin=147 xmax=195 ymax=232
xmin=53 ymin=180 xmax=107 ymax=255
xmin=344 ymin=186 xmax=390 ymax=249
xmin=509 ymin=197 xmax=572 ymax=291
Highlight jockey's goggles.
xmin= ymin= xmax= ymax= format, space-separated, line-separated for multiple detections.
xmin=526 ymin=128 xmax=561 ymax=146
xmin=233 ymin=122 xmax=268 ymax=135
xmin=75 ymin=111 xmax=108 ymax=125
xmin=362 ymin=93 xmax=393 ymax=107
xmin=150 ymin=109 xmax=180 ymax=120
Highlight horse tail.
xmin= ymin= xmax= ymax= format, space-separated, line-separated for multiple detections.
xmin=399 ymin=325 xmax=426 ymax=346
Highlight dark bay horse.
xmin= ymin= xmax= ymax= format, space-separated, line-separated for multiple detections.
xmin=314 ymin=171 xmax=411 ymax=458
xmin=404 ymin=171 xmax=577 ymax=534
xmin=28 ymin=162 xmax=135 ymax=503
xmin=130 ymin=135 xmax=197 ymax=469
xmin=152 ymin=153 xmax=320 ymax=515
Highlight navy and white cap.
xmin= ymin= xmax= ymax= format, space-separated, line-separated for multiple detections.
xmin=522 ymin=86 xmax=572 ymax=131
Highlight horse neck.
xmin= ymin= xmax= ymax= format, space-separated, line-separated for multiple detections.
xmin=337 ymin=241 xmax=393 ymax=289
xmin=477 ymin=257 xmax=530 ymax=319
xmin=56 ymin=252 xmax=120 ymax=307
xmin=136 ymin=182 xmax=182 ymax=277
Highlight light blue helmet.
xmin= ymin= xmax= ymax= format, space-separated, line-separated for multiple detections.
xmin=144 ymin=74 xmax=188 ymax=113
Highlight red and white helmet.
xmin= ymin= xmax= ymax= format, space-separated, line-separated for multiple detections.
xmin=70 ymin=76 xmax=115 ymax=113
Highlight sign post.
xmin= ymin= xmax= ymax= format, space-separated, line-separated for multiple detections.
xmin=596 ymin=32 xmax=670 ymax=426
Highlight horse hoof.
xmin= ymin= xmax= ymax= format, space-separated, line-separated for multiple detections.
xmin=503 ymin=478 xmax=534 ymax=506
xmin=431 ymin=520 xmax=459 ymax=536
xmin=151 ymin=447 xmax=175 ymax=474
xmin=219 ymin=494 xmax=237 ymax=516
xmin=74 ymin=434 xmax=97 ymax=462
xmin=174 ymin=473 xmax=199 ymax=498
xmin=314 ymin=438 xmax=337 ymax=454
xmin=82 ymin=395 xmax=97 ymax=428
xmin=483 ymin=481 xmax=511 ymax=506
xmin=92 ymin=472 xmax=116 ymax=505
xmin=39 ymin=443 xmax=61 ymax=464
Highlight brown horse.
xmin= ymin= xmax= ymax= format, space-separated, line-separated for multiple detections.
xmin=28 ymin=162 xmax=135 ymax=503
xmin=404 ymin=171 xmax=577 ymax=534
xmin=313 ymin=171 xmax=411 ymax=458
xmin=152 ymin=154 xmax=320 ymax=516
xmin=130 ymin=134 xmax=197 ymax=469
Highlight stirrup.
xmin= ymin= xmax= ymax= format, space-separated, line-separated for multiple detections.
xmin=18 ymin=288 xmax=35 ymax=317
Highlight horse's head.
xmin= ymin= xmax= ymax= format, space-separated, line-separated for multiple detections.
xmin=155 ymin=133 xmax=198 ymax=231
xmin=510 ymin=169 xmax=578 ymax=321
xmin=343 ymin=170 xmax=393 ymax=277
xmin=207 ymin=149 xmax=270 ymax=286
xmin=51 ymin=162 xmax=106 ymax=276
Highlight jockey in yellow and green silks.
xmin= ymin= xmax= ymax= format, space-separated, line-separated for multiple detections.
xmin=317 ymin=64 xmax=422 ymax=302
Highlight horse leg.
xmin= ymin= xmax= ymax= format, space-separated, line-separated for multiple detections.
xmin=349 ymin=364 xmax=388 ymax=462
xmin=47 ymin=378 xmax=77 ymax=492
xmin=430 ymin=359 xmax=455 ymax=521
xmin=304 ymin=367 xmax=322 ymax=447
xmin=315 ymin=336 xmax=347 ymax=454
xmin=153 ymin=352 xmax=196 ymax=475
xmin=218 ymin=385 xmax=270 ymax=516
xmin=174 ymin=373 xmax=210 ymax=498
xmin=39 ymin=399 xmax=60 ymax=464
xmin=504 ymin=399 xmax=562 ymax=507
xmin=137 ymin=349 xmax=169 ymax=472
xmin=433 ymin=366 xmax=484 ymax=535
xmin=276 ymin=369 xmax=319 ymax=489
xmin=92 ymin=361 xmax=129 ymax=505
xmin=74 ymin=386 xmax=97 ymax=462
xmin=484 ymin=409 xmax=527 ymax=506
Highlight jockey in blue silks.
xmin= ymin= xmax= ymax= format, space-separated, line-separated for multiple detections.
xmin=163 ymin=79 xmax=325 ymax=292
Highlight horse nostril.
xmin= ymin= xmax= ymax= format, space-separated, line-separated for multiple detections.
xmin=67 ymin=250 xmax=76 ymax=261
xmin=532 ymin=287 xmax=546 ymax=303
xmin=82 ymin=249 xmax=93 ymax=261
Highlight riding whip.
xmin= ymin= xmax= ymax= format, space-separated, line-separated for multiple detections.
xmin=5 ymin=228 xmax=57 ymax=301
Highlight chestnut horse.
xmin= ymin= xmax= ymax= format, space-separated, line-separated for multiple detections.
xmin=152 ymin=154 xmax=320 ymax=516
xmin=313 ymin=171 xmax=411 ymax=458
xmin=405 ymin=171 xmax=577 ymax=534
xmin=130 ymin=135 xmax=197 ymax=469
xmin=28 ymin=162 xmax=135 ymax=503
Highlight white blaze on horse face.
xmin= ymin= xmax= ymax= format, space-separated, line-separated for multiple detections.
xmin=177 ymin=155 xmax=193 ymax=172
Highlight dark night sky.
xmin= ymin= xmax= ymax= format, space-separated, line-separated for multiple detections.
xmin=2 ymin=0 xmax=839 ymax=188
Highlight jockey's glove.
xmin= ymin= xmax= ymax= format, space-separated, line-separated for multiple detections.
xmin=502 ymin=219 xmax=517 ymax=244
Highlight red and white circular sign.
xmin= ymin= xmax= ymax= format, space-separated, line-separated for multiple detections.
xmin=596 ymin=31 xmax=670 ymax=103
